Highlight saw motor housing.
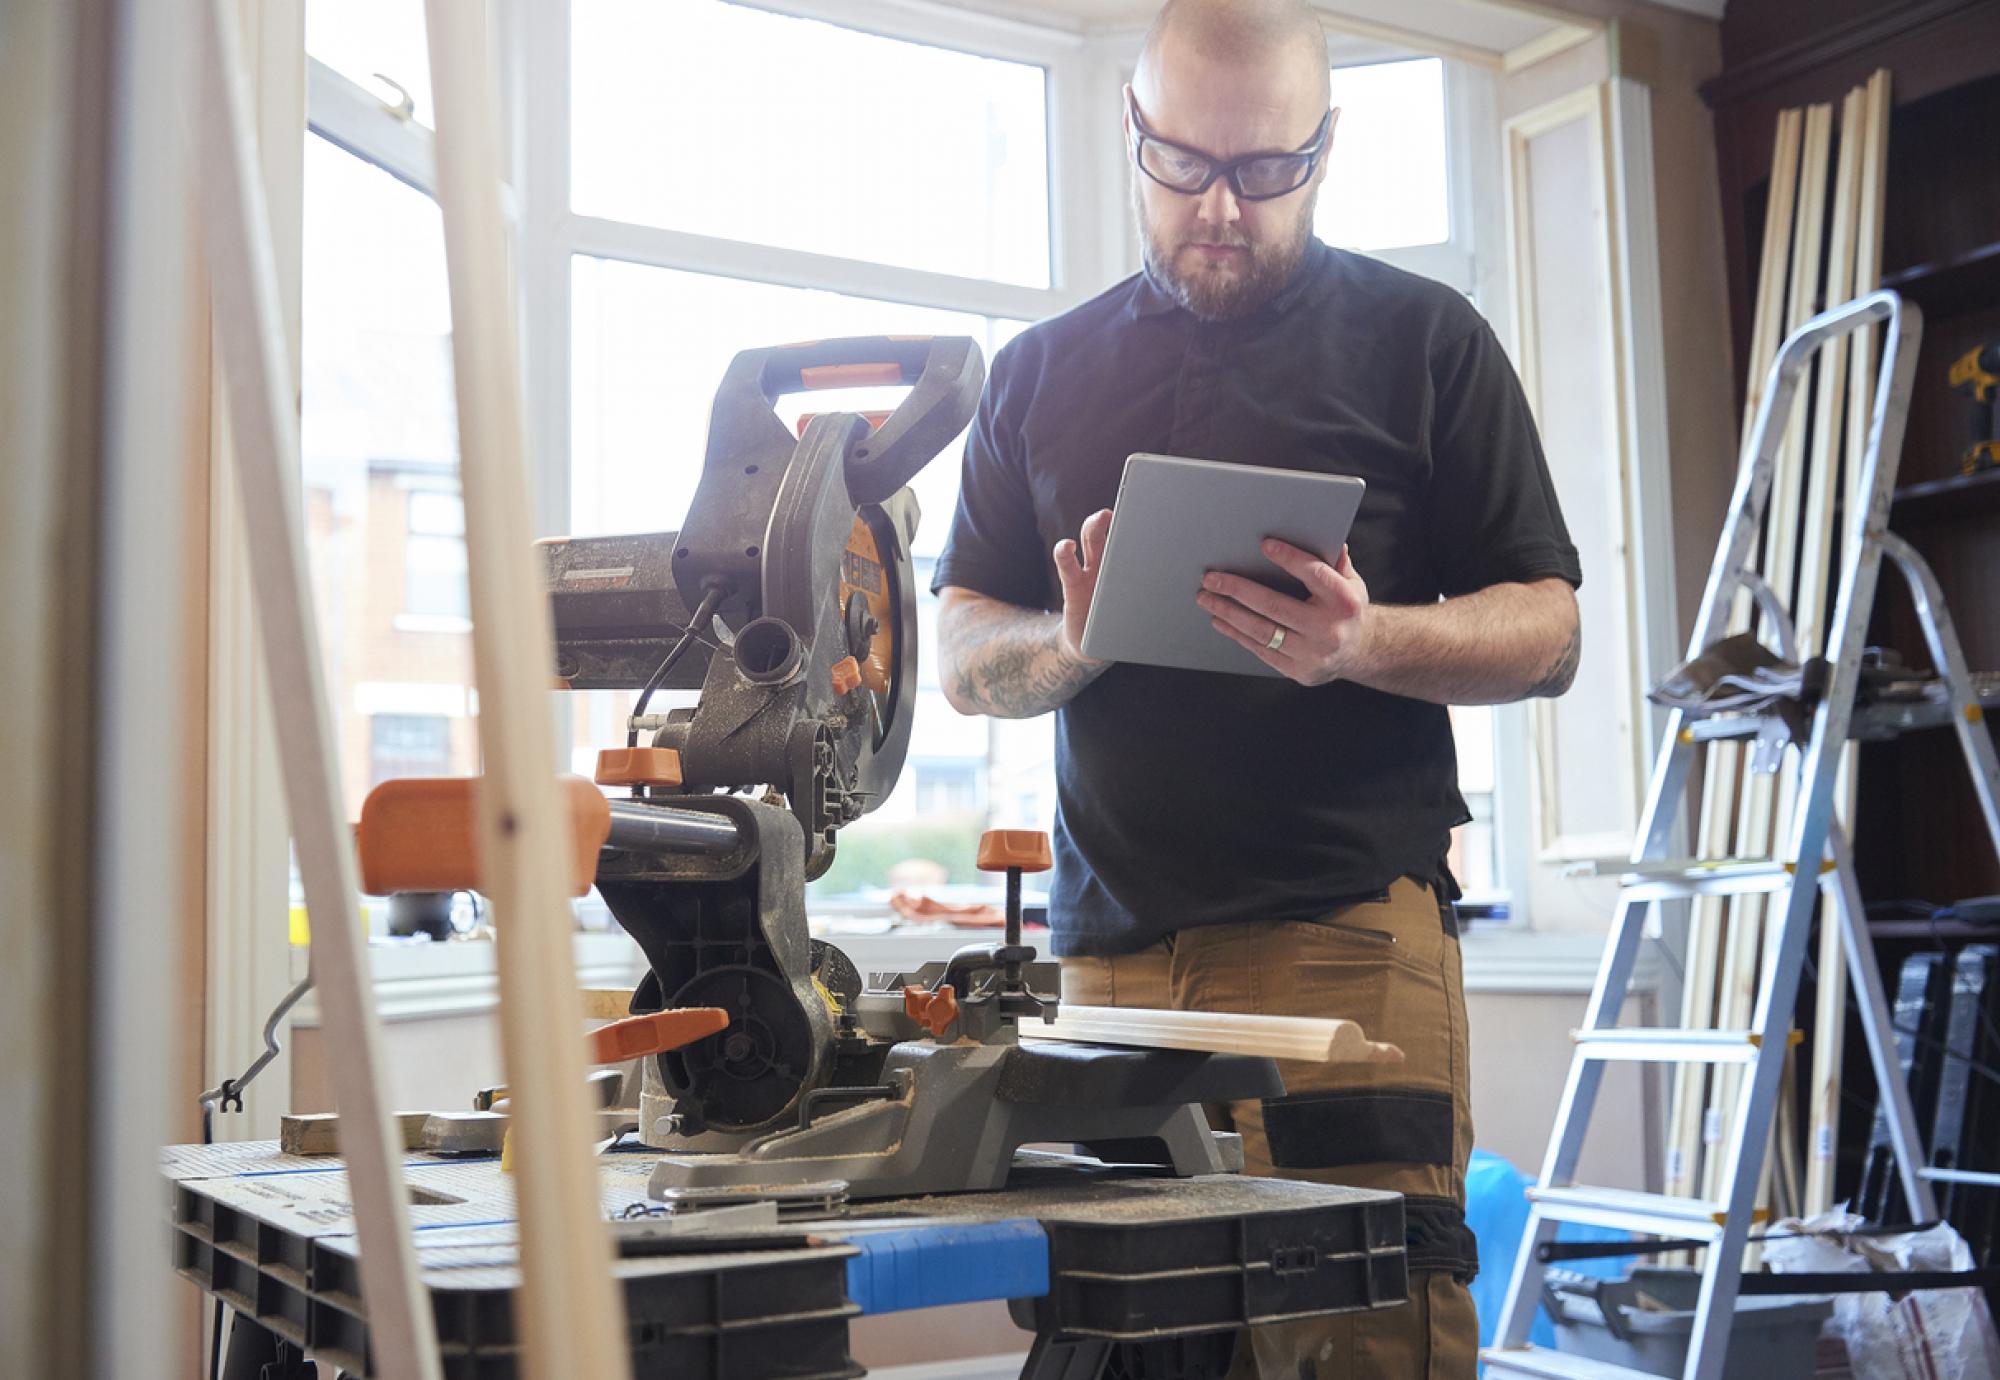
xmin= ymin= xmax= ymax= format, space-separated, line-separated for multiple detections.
xmin=543 ymin=336 xmax=984 ymax=1145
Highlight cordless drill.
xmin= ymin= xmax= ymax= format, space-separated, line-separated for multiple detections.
xmin=1949 ymin=342 xmax=2000 ymax=475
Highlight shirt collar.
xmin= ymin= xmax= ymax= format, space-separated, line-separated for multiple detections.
xmin=1125 ymin=236 xmax=1330 ymax=323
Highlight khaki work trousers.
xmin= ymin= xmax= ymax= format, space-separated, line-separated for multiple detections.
xmin=1060 ymin=878 xmax=1480 ymax=1379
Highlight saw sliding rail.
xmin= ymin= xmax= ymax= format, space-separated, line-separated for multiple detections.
xmin=604 ymin=801 xmax=743 ymax=855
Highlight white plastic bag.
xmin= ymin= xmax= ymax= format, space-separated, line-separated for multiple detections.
xmin=1762 ymin=1209 xmax=2000 ymax=1380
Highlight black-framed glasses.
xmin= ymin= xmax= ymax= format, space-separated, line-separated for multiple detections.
xmin=1126 ymin=91 xmax=1332 ymax=201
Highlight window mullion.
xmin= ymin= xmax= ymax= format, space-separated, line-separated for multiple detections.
xmin=564 ymin=214 xmax=1076 ymax=323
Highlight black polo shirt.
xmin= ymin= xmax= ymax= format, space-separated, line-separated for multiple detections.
xmin=932 ymin=238 xmax=1581 ymax=957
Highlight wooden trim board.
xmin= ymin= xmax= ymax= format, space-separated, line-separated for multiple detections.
xmin=196 ymin=1 xmax=441 ymax=1374
xmin=1019 ymin=1004 xmax=1405 ymax=1064
xmin=420 ymin=3 xmax=632 ymax=1378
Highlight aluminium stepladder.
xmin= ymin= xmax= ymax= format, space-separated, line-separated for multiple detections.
xmin=1482 ymin=290 xmax=2000 ymax=1379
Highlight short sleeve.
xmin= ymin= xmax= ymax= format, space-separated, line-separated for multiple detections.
xmin=929 ymin=345 xmax=1051 ymax=609
xmin=1425 ymin=323 xmax=1583 ymax=598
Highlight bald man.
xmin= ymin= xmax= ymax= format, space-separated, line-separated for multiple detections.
xmin=933 ymin=2 xmax=1580 ymax=1373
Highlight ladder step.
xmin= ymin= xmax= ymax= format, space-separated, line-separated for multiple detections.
xmin=1527 ymin=1185 xmax=1757 ymax=1240
xmin=1480 ymin=1344 xmax=1663 ymax=1380
xmin=1572 ymin=1027 xmax=1765 ymax=1063
xmin=1613 ymin=857 xmax=1830 ymax=900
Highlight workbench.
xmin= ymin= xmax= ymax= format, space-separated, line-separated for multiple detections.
xmin=165 ymin=1139 xmax=1407 ymax=1379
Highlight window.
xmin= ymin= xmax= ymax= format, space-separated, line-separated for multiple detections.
xmin=369 ymin=714 xmax=452 ymax=787
xmin=303 ymin=9 xmax=474 ymax=811
xmin=1308 ymin=51 xmax=1506 ymax=904
xmin=1316 ymin=58 xmax=1450 ymax=253
xmin=568 ymin=261 xmax=1024 ymax=543
xmin=361 ymin=1 xmax=1511 ymax=915
xmin=305 ymin=0 xmax=435 ymax=127
xmin=914 ymin=762 xmax=983 ymax=816
xmin=570 ymin=0 xmax=1051 ymax=287
xmin=402 ymin=488 xmax=470 ymax=622
xmin=548 ymin=0 xmax=1069 ymax=907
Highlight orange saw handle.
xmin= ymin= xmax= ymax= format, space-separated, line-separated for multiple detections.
xmin=586 ymin=1007 xmax=729 ymax=1065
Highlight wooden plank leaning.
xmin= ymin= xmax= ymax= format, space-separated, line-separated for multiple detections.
xmin=1798 ymin=82 xmax=1867 ymax=1216
xmin=1704 ymin=100 xmax=1834 ymax=1212
xmin=1665 ymin=107 xmax=1804 ymax=1219
xmin=1806 ymin=68 xmax=1894 ymax=1216
xmin=420 ymin=4 xmax=635 ymax=1379
xmin=194 ymin=1 xmax=442 ymax=1376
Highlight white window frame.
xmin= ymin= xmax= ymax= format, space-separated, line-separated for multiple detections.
xmin=1314 ymin=36 xmax=1487 ymax=298
xmin=307 ymin=58 xmax=436 ymax=196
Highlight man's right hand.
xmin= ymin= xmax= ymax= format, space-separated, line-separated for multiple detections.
xmin=1054 ymin=508 xmax=1113 ymax=665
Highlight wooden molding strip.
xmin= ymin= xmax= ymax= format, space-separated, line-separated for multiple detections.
xmin=1019 ymin=1004 xmax=1405 ymax=1064
xmin=196 ymin=2 xmax=442 ymax=1375
xmin=1665 ymin=105 xmax=1801 ymax=1214
xmin=421 ymin=2 xmax=634 ymax=1378
xmin=1808 ymin=69 xmax=1893 ymax=1217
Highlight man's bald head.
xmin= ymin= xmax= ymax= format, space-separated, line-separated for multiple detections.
xmin=1124 ymin=0 xmax=1334 ymax=320
xmin=1134 ymin=0 xmax=1330 ymax=118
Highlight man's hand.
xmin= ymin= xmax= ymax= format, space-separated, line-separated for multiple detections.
xmin=1201 ymin=541 xmax=1579 ymax=704
xmin=1198 ymin=538 xmax=1372 ymax=686
xmin=1053 ymin=508 xmax=1113 ymax=666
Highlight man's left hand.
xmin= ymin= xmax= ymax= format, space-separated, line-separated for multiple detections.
xmin=1197 ymin=539 xmax=1371 ymax=686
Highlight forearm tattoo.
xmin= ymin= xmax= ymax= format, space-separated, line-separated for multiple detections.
xmin=941 ymin=602 xmax=1105 ymax=719
xmin=1527 ymin=621 xmax=1582 ymax=699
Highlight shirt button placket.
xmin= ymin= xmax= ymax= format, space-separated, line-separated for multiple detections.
xmin=1169 ymin=327 xmax=1223 ymax=455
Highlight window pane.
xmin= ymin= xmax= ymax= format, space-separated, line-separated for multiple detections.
xmin=1316 ymin=58 xmax=1449 ymax=252
xmin=570 ymin=256 xmax=1022 ymax=546
xmin=1448 ymin=704 xmax=1499 ymax=899
xmin=306 ymin=0 xmax=435 ymax=127
xmin=369 ymin=714 xmax=453 ymax=787
xmin=571 ymin=0 xmax=1051 ymax=287
xmin=302 ymin=134 xmax=474 ymax=809
xmin=408 ymin=489 xmax=465 ymax=536
xmin=569 ymin=256 xmax=1043 ymax=900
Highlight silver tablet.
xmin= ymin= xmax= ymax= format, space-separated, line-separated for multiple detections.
xmin=1079 ymin=453 xmax=1366 ymax=678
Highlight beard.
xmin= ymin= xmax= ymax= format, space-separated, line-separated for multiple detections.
xmin=1134 ymin=176 xmax=1318 ymax=322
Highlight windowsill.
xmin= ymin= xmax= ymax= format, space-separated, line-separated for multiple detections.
xmin=1455 ymin=926 xmax=1661 ymax=995
xmin=285 ymin=917 xmax=1655 ymax=1028
xmin=288 ymin=930 xmax=647 ymax=1026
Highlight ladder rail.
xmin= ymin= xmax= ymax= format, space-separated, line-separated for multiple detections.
xmin=1828 ymin=824 xmax=1939 ymax=1222
xmin=1684 ymin=291 xmax=1920 ymax=1378
xmin=1489 ymin=291 xmax=1930 ymax=1378
xmin=1879 ymin=531 xmax=2000 ymax=856
xmin=1677 ymin=293 xmax=1902 ymax=671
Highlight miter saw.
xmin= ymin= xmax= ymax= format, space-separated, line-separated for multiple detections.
xmin=365 ymin=335 xmax=1282 ymax=1205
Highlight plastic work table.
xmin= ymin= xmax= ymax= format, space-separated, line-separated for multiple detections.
xmin=165 ymin=1139 xmax=1407 ymax=1380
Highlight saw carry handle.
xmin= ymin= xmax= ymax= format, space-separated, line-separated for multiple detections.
xmin=746 ymin=335 xmax=986 ymax=505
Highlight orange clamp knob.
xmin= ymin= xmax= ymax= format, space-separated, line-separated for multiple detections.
xmin=831 ymin=656 xmax=864 ymax=696
xmin=586 ymin=1007 xmax=729 ymax=1065
xmin=903 ymin=984 xmax=960 ymax=1038
xmin=356 ymin=775 xmax=611 ymax=898
xmin=976 ymin=829 xmax=1053 ymax=874
xmin=595 ymin=746 xmax=684 ymax=788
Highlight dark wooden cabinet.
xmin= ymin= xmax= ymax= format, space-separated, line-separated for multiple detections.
xmin=1706 ymin=0 xmax=2000 ymax=1238
xmin=1705 ymin=1 xmax=2000 ymax=904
